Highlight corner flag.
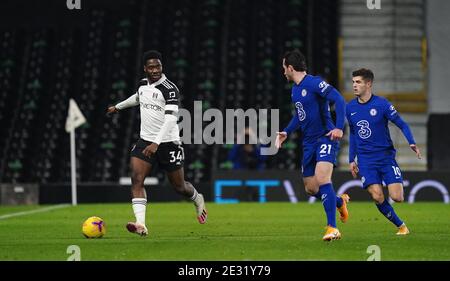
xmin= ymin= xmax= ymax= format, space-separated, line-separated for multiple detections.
xmin=65 ymin=99 xmax=86 ymax=206
xmin=65 ymin=99 xmax=86 ymax=132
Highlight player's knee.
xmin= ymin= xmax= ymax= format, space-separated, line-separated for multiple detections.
xmin=306 ymin=188 xmax=319 ymax=196
xmin=131 ymin=172 xmax=146 ymax=186
xmin=315 ymin=176 xmax=331 ymax=186
xmin=391 ymin=194 xmax=404 ymax=203
xmin=371 ymin=192 xmax=385 ymax=204
xmin=172 ymin=182 xmax=187 ymax=194
xmin=304 ymin=184 xmax=317 ymax=196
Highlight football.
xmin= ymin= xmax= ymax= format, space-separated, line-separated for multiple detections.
xmin=82 ymin=216 xmax=106 ymax=238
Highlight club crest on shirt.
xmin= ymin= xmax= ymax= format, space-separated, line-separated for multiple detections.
xmin=301 ymin=89 xmax=307 ymax=97
xmin=370 ymin=108 xmax=377 ymax=116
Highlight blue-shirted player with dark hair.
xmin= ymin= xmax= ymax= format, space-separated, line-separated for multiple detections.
xmin=346 ymin=68 xmax=422 ymax=235
xmin=275 ymin=50 xmax=350 ymax=241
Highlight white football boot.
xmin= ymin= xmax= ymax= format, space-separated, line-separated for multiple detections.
xmin=194 ymin=193 xmax=208 ymax=224
xmin=126 ymin=222 xmax=148 ymax=236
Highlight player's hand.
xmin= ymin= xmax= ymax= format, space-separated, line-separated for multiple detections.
xmin=275 ymin=132 xmax=287 ymax=149
xmin=143 ymin=143 xmax=159 ymax=157
xmin=106 ymin=106 xmax=119 ymax=116
xmin=349 ymin=162 xmax=359 ymax=179
xmin=410 ymin=144 xmax=422 ymax=159
xmin=326 ymin=128 xmax=343 ymax=141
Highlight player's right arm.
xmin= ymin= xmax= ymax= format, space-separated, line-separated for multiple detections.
xmin=347 ymin=108 xmax=359 ymax=178
xmin=107 ymin=80 xmax=146 ymax=115
xmin=276 ymin=114 xmax=301 ymax=149
xmin=107 ymin=93 xmax=140 ymax=115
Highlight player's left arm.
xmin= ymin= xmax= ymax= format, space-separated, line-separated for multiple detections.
xmin=142 ymin=89 xmax=179 ymax=157
xmin=385 ymin=102 xmax=422 ymax=159
xmin=316 ymin=80 xmax=346 ymax=140
xmin=347 ymin=111 xmax=359 ymax=178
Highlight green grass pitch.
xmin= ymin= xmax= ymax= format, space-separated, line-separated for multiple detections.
xmin=0 ymin=202 xmax=449 ymax=261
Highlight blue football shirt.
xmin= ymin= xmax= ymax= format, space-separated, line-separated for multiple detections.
xmin=346 ymin=94 xmax=416 ymax=163
xmin=289 ymin=75 xmax=336 ymax=144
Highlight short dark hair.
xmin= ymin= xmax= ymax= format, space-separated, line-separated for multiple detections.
xmin=283 ymin=49 xmax=307 ymax=72
xmin=352 ymin=68 xmax=374 ymax=82
xmin=143 ymin=50 xmax=162 ymax=65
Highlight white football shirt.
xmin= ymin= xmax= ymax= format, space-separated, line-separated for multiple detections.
xmin=116 ymin=74 xmax=180 ymax=143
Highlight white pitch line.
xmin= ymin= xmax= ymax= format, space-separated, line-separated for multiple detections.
xmin=0 ymin=204 xmax=71 ymax=220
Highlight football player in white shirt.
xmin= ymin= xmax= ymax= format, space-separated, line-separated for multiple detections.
xmin=107 ymin=50 xmax=207 ymax=236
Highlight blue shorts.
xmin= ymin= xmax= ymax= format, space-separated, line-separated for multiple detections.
xmin=301 ymin=136 xmax=339 ymax=177
xmin=358 ymin=157 xmax=403 ymax=189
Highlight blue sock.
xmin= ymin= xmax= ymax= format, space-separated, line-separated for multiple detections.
xmin=313 ymin=189 xmax=322 ymax=200
xmin=314 ymin=190 xmax=343 ymax=208
xmin=318 ymin=183 xmax=337 ymax=228
xmin=376 ymin=200 xmax=403 ymax=227
xmin=336 ymin=196 xmax=343 ymax=208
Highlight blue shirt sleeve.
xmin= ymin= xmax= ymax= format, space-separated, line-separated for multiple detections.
xmin=325 ymin=88 xmax=346 ymax=130
xmin=313 ymin=78 xmax=346 ymax=130
xmin=348 ymin=124 xmax=357 ymax=163
xmin=321 ymin=101 xmax=336 ymax=131
xmin=346 ymin=110 xmax=357 ymax=163
xmin=384 ymin=102 xmax=416 ymax=145
xmin=283 ymin=114 xmax=301 ymax=135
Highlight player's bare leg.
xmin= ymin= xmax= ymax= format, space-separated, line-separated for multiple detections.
xmin=303 ymin=176 xmax=319 ymax=196
xmin=126 ymin=157 xmax=152 ymax=236
xmin=388 ymin=183 xmax=409 ymax=235
xmin=167 ymin=167 xmax=207 ymax=224
xmin=367 ymin=184 xmax=385 ymax=204
xmin=388 ymin=183 xmax=404 ymax=203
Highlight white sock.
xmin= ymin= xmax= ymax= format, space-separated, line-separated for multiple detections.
xmin=190 ymin=188 xmax=201 ymax=205
xmin=132 ymin=198 xmax=147 ymax=226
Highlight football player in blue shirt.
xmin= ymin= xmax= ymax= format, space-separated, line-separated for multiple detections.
xmin=346 ymin=68 xmax=422 ymax=235
xmin=275 ymin=50 xmax=350 ymax=241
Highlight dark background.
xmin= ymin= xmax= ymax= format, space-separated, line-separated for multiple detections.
xmin=0 ymin=0 xmax=338 ymax=186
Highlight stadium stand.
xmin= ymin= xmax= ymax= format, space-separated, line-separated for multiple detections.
xmin=339 ymin=0 xmax=427 ymax=171
xmin=0 ymin=0 xmax=344 ymax=185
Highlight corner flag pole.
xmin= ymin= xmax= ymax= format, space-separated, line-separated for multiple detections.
xmin=70 ymin=127 xmax=77 ymax=206
xmin=65 ymin=99 xmax=86 ymax=206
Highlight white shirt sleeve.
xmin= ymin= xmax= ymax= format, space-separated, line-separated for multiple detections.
xmin=153 ymin=104 xmax=178 ymax=145
xmin=115 ymin=93 xmax=139 ymax=110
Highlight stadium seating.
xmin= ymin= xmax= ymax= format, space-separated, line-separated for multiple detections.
xmin=0 ymin=0 xmax=338 ymax=185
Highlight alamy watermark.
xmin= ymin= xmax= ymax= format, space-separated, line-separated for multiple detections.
xmin=176 ymin=101 xmax=280 ymax=156
xmin=367 ymin=0 xmax=381 ymax=10
xmin=67 ymin=245 xmax=81 ymax=261
xmin=366 ymin=245 xmax=381 ymax=261
xmin=66 ymin=0 xmax=81 ymax=10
